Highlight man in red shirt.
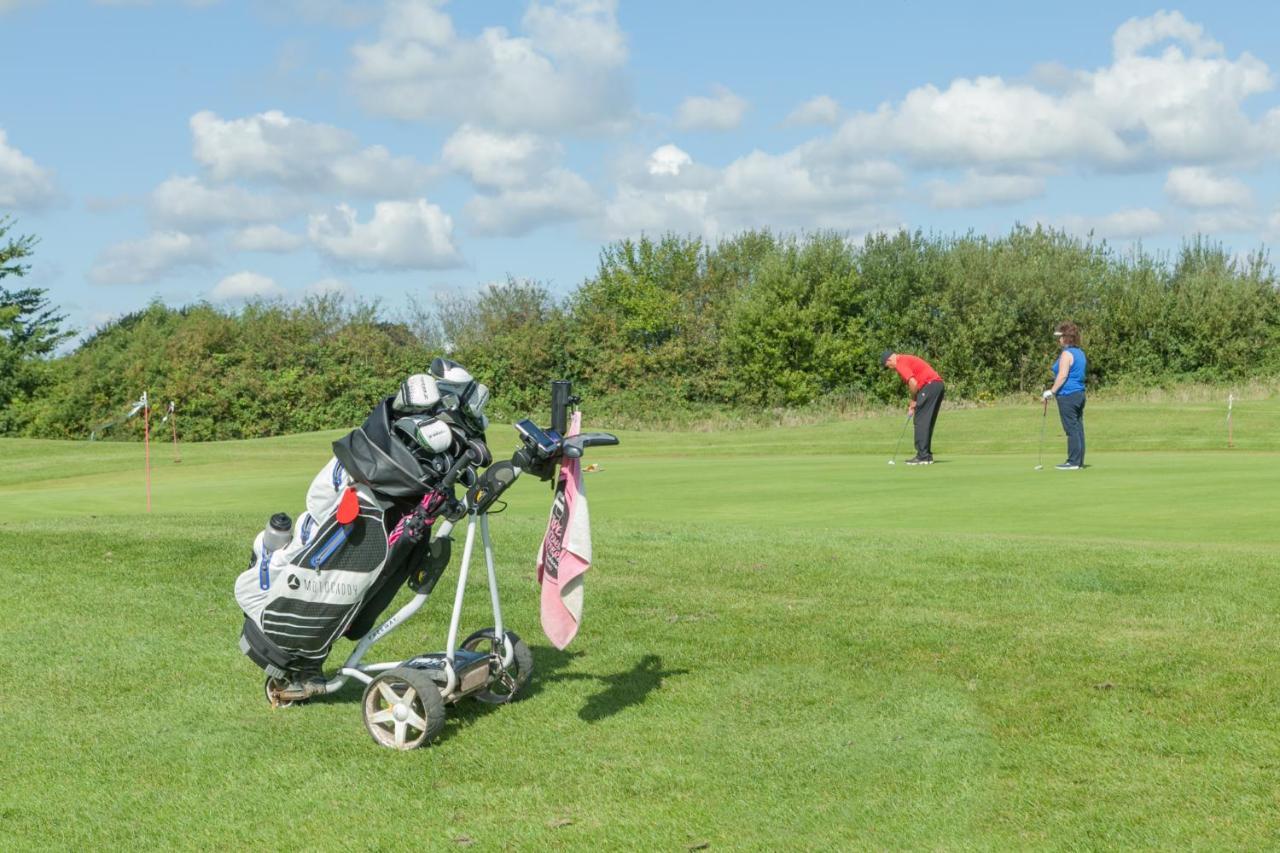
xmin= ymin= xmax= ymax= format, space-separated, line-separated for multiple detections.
xmin=881 ymin=351 xmax=945 ymax=465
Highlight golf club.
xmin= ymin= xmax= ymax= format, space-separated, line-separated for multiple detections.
xmin=1034 ymin=397 xmax=1048 ymax=470
xmin=888 ymin=413 xmax=912 ymax=465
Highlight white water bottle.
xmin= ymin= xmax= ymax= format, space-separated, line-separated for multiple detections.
xmin=258 ymin=513 xmax=292 ymax=589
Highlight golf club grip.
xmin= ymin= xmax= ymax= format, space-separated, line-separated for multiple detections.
xmin=439 ymin=449 xmax=477 ymax=489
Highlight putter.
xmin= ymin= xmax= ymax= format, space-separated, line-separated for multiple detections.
xmin=1034 ymin=397 xmax=1048 ymax=470
xmin=888 ymin=413 xmax=912 ymax=465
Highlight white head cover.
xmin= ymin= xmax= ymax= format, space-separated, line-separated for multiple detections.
xmin=430 ymin=357 xmax=473 ymax=385
xmin=412 ymin=417 xmax=454 ymax=453
xmin=392 ymin=415 xmax=455 ymax=453
xmin=394 ymin=374 xmax=441 ymax=413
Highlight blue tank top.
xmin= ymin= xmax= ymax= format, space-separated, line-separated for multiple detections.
xmin=1052 ymin=347 xmax=1086 ymax=395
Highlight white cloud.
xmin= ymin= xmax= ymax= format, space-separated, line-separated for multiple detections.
xmin=0 ymin=129 xmax=59 ymax=209
xmin=89 ymin=231 xmax=213 ymax=285
xmin=149 ymin=175 xmax=295 ymax=229
xmin=604 ymin=145 xmax=903 ymax=237
xmin=1087 ymin=23 xmax=1273 ymax=163
xmin=713 ymin=150 xmax=901 ymax=230
xmin=676 ymin=85 xmax=749 ymax=132
xmin=1266 ymin=212 xmax=1280 ymax=242
xmin=604 ymin=184 xmax=710 ymax=238
xmin=465 ymin=168 xmax=598 ymax=236
xmin=0 ymin=0 xmax=41 ymax=11
xmin=1164 ymin=167 xmax=1252 ymax=208
xmin=1058 ymin=208 xmax=1166 ymax=240
xmin=832 ymin=76 xmax=1126 ymax=168
xmin=442 ymin=124 xmax=598 ymax=235
xmin=521 ymin=0 xmax=626 ymax=67
xmin=229 ymin=224 xmax=307 ymax=253
xmin=822 ymin=11 xmax=1276 ymax=169
xmin=1112 ymin=10 xmax=1222 ymax=59
xmin=302 ymin=277 xmax=352 ymax=298
xmin=1190 ymin=210 xmax=1260 ymax=234
xmin=190 ymin=110 xmax=433 ymax=195
xmin=308 ymin=200 xmax=461 ymax=269
xmin=785 ymin=95 xmax=840 ymax=127
xmin=350 ymin=0 xmax=630 ymax=131
xmin=210 ymin=271 xmax=285 ymax=301
xmin=442 ymin=125 xmax=558 ymax=189
xmin=929 ymin=171 xmax=1046 ymax=209
xmin=647 ymin=144 xmax=691 ymax=176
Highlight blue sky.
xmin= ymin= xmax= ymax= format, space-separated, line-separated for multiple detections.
xmin=3 ymin=1 xmax=1280 ymax=339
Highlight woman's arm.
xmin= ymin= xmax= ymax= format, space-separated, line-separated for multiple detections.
xmin=1048 ymin=350 xmax=1073 ymax=395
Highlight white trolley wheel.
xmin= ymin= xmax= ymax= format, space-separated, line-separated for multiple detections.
xmin=264 ymin=676 xmax=298 ymax=709
xmin=460 ymin=628 xmax=534 ymax=705
xmin=361 ymin=667 xmax=447 ymax=750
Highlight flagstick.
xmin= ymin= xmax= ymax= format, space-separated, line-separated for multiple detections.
xmin=170 ymin=401 xmax=181 ymax=463
xmin=144 ymin=392 xmax=152 ymax=513
xmin=1227 ymin=393 xmax=1234 ymax=449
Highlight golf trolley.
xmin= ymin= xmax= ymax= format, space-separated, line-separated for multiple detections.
xmin=261 ymin=400 xmax=617 ymax=751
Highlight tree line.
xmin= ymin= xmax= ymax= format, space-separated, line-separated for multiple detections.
xmin=2 ymin=222 xmax=1277 ymax=441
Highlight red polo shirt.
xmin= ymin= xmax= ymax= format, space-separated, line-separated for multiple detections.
xmin=894 ymin=354 xmax=941 ymax=387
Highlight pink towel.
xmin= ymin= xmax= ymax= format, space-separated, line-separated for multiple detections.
xmin=537 ymin=411 xmax=592 ymax=649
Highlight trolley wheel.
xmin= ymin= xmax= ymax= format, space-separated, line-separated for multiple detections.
xmin=264 ymin=675 xmax=300 ymax=709
xmin=361 ymin=667 xmax=447 ymax=750
xmin=461 ymin=628 xmax=534 ymax=705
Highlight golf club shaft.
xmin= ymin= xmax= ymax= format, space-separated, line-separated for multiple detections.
xmin=891 ymin=413 xmax=912 ymax=462
xmin=1036 ymin=397 xmax=1048 ymax=468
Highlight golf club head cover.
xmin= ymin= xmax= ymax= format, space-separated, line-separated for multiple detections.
xmin=466 ymin=437 xmax=492 ymax=468
xmin=393 ymin=374 xmax=441 ymax=413
xmin=430 ymin=357 xmax=473 ymax=384
xmin=392 ymin=415 xmax=453 ymax=454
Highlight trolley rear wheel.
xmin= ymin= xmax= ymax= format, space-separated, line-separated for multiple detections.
xmin=461 ymin=628 xmax=533 ymax=705
xmin=361 ymin=667 xmax=447 ymax=750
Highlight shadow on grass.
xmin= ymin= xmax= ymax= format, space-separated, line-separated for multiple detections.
xmin=294 ymin=645 xmax=687 ymax=740
xmin=528 ymin=646 xmax=689 ymax=723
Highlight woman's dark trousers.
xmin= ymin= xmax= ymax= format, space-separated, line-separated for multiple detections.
xmin=1056 ymin=391 xmax=1086 ymax=467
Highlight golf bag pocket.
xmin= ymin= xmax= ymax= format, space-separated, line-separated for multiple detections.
xmin=236 ymin=468 xmax=392 ymax=676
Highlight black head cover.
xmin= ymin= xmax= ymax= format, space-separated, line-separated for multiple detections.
xmin=333 ymin=396 xmax=445 ymax=499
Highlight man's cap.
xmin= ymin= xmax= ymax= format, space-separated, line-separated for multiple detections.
xmin=880 ymin=350 xmax=893 ymax=366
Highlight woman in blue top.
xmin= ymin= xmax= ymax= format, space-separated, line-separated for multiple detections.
xmin=1042 ymin=321 xmax=1087 ymax=470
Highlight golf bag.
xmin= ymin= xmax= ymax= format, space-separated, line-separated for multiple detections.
xmin=235 ymin=388 xmax=483 ymax=679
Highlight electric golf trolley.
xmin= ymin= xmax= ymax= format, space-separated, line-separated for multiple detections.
xmin=236 ymin=376 xmax=617 ymax=751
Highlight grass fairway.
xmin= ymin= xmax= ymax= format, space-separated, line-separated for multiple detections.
xmin=1 ymin=396 xmax=1278 ymax=849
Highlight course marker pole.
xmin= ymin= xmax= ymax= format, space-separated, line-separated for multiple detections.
xmin=1227 ymin=393 xmax=1234 ymax=449
xmin=143 ymin=390 xmax=152 ymax=513
xmin=168 ymin=400 xmax=181 ymax=463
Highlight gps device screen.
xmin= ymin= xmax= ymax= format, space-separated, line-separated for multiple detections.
xmin=515 ymin=419 xmax=560 ymax=455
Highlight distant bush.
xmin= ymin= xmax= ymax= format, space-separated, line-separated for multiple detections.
xmin=4 ymin=226 xmax=1277 ymax=440
xmin=13 ymin=296 xmax=428 ymax=441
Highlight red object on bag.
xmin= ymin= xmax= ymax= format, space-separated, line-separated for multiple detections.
xmin=336 ymin=487 xmax=360 ymax=525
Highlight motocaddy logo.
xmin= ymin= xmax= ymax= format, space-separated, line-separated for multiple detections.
xmin=286 ymin=573 xmax=357 ymax=598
